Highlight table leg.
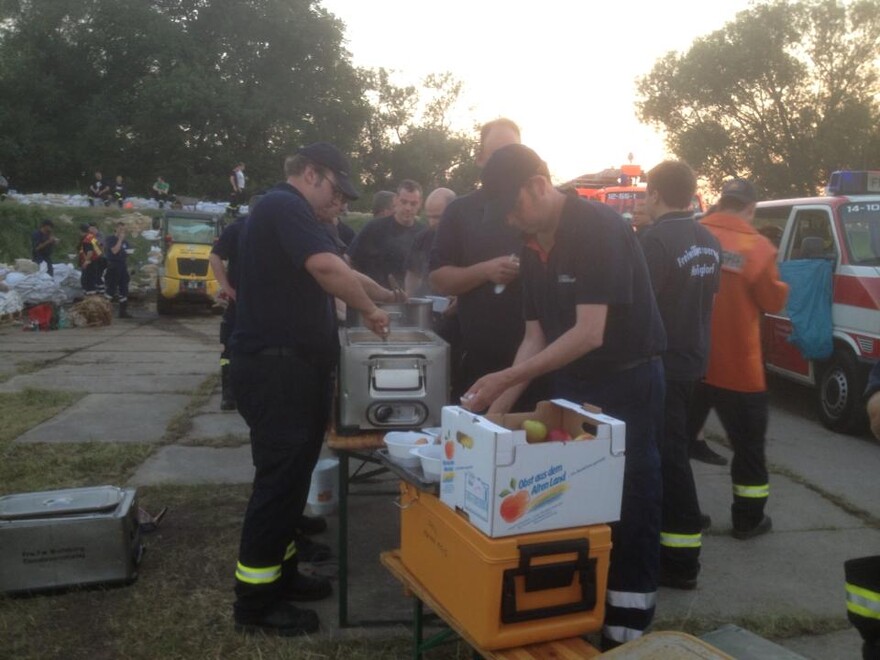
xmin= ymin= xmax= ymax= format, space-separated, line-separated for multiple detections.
xmin=338 ymin=450 xmax=349 ymax=628
xmin=413 ymin=597 xmax=423 ymax=660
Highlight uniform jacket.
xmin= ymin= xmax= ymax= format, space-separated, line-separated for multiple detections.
xmin=700 ymin=211 xmax=789 ymax=392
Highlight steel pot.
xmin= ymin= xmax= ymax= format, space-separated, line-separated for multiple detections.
xmin=345 ymin=297 xmax=433 ymax=329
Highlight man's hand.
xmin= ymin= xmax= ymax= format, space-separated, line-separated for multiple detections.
xmin=483 ymin=255 xmax=520 ymax=285
xmin=362 ymin=307 xmax=391 ymax=339
xmin=461 ymin=369 xmax=514 ymax=413
xmin=220 ymin=285 xmax=237 ymax=302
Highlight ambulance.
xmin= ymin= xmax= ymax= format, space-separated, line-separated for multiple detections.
xmin=755 ymin=171 xmax=880 ymax=434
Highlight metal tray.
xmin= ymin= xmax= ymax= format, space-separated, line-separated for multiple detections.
xmin=375 ymin=449 xmax=439 ymax=494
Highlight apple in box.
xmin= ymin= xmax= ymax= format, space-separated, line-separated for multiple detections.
xmin=439 ymin=400 xmax=626 ymax=537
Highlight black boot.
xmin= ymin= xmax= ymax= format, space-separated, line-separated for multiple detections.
xmin=221 ymin=363 xmax=236 ymax=411
xmin=118 ymin=300 xmax=133 ymax=319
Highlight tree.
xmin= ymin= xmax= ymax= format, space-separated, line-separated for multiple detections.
xmin=356 ymin=68 xmax=479 ymax=199
xmin=636 ymin=0 xmax=880 ymax=197
xmin=0 ymin=0 xmax=367 ymax=196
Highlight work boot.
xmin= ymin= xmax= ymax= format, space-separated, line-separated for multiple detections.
xmin=118 ymin=300 xmax=132 ymax=319
xmin=296 ymin=514 xmax=327 ymax=535
xmin=220 ymin=363 xmax=236 ymax=411
xmin=280 ymin=571 xmax=332 ymax=602
xmin=658 ymin=567 xmax=698 ymax=590
xmin=732 ymin=515 xmax=773 ymax=540
xmin=690 ymin=440 xmax=728 ymax=466
xmin=234 ymin=601 xmax=319 ymax=637
xmin=293 ymin=534 xmax=332 ymax=563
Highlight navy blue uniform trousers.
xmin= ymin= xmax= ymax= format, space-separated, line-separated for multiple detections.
xmin=688 ymin=383 xmax=769 ymax=530
xmin=555 ymin=357 xmax=664 ymax=647
xmin=230 ymin=351 xmax=333 ymax=613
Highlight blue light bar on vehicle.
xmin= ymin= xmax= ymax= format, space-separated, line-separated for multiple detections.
xmin=825 ymin=170 xmax=880 ymax=195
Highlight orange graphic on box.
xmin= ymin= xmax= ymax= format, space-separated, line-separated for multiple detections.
xmin=499 ymin=490 xmax=529 ymax=523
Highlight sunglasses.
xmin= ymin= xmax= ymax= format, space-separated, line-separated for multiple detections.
xmin=321 ymin=172 xmax=346 ymax=201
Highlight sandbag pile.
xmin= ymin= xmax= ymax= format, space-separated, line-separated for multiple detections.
xmin=5 ymin=269 xmax=68 ymax=306
xmin=70 ymin=296 xmax=112 ymax=327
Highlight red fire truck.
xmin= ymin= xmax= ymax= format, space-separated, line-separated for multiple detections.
xmin=572 ymin=164 xmax=704 ymax=221
xmin=755 ymin=171 xmax=880 ymax=434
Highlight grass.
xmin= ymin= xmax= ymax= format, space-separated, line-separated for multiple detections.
xmin=162 ymin=373 xmax=219 ymax=444
xmin=0 ymin=388 xmax=154 ymax=494
xmin=0 ymin=484 xmax=471 ymax=660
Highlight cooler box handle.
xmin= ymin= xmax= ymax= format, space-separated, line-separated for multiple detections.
xmin=500 ymin=539 xmax=597 ymax=624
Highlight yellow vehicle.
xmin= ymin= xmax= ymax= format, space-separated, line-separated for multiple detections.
xmin=154 ymin=210 xmax=223 ymax=314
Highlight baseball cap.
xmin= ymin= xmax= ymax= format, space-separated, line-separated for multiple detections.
xmin=480 ymin=144 xmax=546 ymax=219
xmin=720 ymin=178 xmax=758 ymax=204
xmin=297 ymin=142 xmax=360 ymax=201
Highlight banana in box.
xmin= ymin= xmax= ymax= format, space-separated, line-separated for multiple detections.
xmin=439 ymin=399 xmax=625 ymax=538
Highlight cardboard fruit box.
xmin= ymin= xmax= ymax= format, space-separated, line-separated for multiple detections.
xmin=439 ymin=399 xmax=625 ymax=538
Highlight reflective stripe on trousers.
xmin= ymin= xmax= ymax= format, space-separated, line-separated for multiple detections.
xmin=847 ymin=582 xmax=880 ymax=620
xmin=733 ymin=483 xmax=769 ymax=498
xmin=660 ymin=532 xmax=702 ymax=549
xmin=235 ymin=562 xmax=281 ymax=585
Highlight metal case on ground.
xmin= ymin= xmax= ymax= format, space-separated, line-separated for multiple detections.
xmin=0 ymin=485 xmax=142 ymax=593
xmin=399 ymin=482 xmax=611 ymax=650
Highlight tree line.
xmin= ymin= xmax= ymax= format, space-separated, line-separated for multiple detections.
xmin=0 ymin=0 xmax=877 ymax=204
xmin=0 ymin=0 xmax=478 ymax=207
xmin=637 ymin=0 xmax=880 ymax=196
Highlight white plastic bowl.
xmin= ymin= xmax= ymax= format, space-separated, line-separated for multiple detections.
xmin=383 ymin=431 xmax=433 ymax=467
xmin=411 ymin=444 xmax=443 ymax=482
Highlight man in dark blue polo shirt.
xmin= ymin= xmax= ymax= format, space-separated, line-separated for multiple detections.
xmin=642 ymin=160 xmax=720 ymax=590
xmin=209 ymin=209 xmax=248 ymax=411
xmin=31 ymin=220 xmax=58 ymax=276
xmin=429 ymin=118 xmax=548 ymax=407
xmin=229 ymin=143 xmax=393 ymax=637
xmin=348 ymin=179 xmax=424 ymax=287
xmin=104 ymin=222 xmax=133 ymax=318
xmin=462 ymin=144 xmax=667 ymax=651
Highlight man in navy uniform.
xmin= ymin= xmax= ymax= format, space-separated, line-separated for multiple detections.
xmin=462 ymin=144 xmax=667 ymax=650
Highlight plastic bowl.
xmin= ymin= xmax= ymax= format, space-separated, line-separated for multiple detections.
xmin=383 ymin=431 xmax=433 ymax=467
xmin=411 ymin=444 xmax=443 ymax=482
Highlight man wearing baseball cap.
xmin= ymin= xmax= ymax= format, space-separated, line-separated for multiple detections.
xmin=462 ymin=143 xmax=667 ymax=650
xmin=228 ymin=142 xmax=395 ymax=637
xmin=688 ymin=178 xmax=788 ymax=540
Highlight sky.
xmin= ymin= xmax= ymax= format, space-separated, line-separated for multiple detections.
xmin=320 ymin=0 xmax=755 ymax=183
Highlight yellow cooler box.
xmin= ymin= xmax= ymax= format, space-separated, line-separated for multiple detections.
xmin=399 ymin=482 xmax=611 ymax=650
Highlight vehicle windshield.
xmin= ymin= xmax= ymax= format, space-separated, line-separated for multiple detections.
xmin=840 ymin=202 xmax=880 ymax=265
xmin=166 ymin=218 xmax=217 ymax=245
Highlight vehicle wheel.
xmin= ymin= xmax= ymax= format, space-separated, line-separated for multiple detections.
xmin=817 ymin=348 xmax=868 ymax=434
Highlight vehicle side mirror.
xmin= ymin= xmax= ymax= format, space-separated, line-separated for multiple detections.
xmin=152 ymin=217 xmax=161 ymax=231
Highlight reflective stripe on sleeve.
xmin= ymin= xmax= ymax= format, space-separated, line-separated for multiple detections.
xmin=606 ymin=589 xmax=657 ymax=611
xmin=603 ymin=624 xmax=645 ymax=644
xmin=220 ymin=358 xmax=230 ymax=366
xmin=660 ymin=532 xmax=702 ymax=549
xmin=733 ymin=483 xmax=769 ymax=498
xmin=235 ymin=561 xmax=281 ymax=585
xmin=847 ymin=583 xmax=880 ymax=620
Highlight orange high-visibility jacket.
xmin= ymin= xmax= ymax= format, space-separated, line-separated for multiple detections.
xmin=700 ymin=212 xmax=789 ymax=392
